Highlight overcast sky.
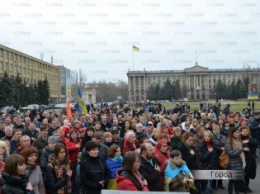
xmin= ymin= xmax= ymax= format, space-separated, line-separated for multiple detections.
xmin=0 ymin=0 xmax=260 ymax=83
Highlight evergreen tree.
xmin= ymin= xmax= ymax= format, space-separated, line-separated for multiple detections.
xmin=215 ymin=80 xmax=223 ymax=100
xmin=154 ymin=83 xmax=161 ymax=100
xmin=0 ymin=72 xmax=15 ymax=107
xmin=174 ymin=80 xmax=181 ymax=99
xmin=243 ymin=76 xmax=250 ymax=97
xmin=230 ymin=80 xmax=237 ymax=100
xmin=13 ymin=73 xmax=23 ymax=109
xmin=42 ymin=78 xmax=50 ymax=104
xmin=161 ymin=78 xmax=172 ymax=100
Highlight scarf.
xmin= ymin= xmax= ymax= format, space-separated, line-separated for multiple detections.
xmin=214 ymin=133 xmax=221 ymax=139
xmin=205 ymin=141 xmax=212 ymax=149
xmin=111 ymin=156 xmax=123 ymax=162
xmin=134 ymin=170 xmax=144 ymax=188
xmin=234 ymin=139 xmax=246 ymax=169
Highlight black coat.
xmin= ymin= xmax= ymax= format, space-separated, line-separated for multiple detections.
xmin=80 ymin=155 xmax=110 ymax=194
xmin=1 ymin=171 xmax=34 ymax=194
xmin=45 ymin=164 xmax=69 ymax=194
xmin=178 ymin=142 xmax=197 ymax=170
xmin=139 ymin=156 xmax=162 ymax=191
xmin=241 ymin=136 xmax=258 ymax=179
xmin=198 ymin=141 xmax=219 ymax=170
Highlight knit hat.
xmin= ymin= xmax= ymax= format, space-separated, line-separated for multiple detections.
xmin=156 ymin=138 xmax=167 ymax=150
xmin=48 ymin=136 xmax=58 ymax=143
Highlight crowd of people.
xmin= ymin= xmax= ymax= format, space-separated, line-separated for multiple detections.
xmin=0 ymin=102 xmax=259 ymax=194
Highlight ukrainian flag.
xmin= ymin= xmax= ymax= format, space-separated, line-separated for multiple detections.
xmin=77 ymin=88 xmax=88 ymax=114
xmin=133 ymin=45 xmax=140 ymax=52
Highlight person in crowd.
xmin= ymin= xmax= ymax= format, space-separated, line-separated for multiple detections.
xmin=111 ymin=129 xmax=123 ymax=147
xmin=225 ymin=127 xmax=246 ymax=194
xmin=164 ymin=150 xmax=195 ymax=192
xmin=81 ymin=132 xmax=109 ymax=162
xmin=33 ymin=125 xmax=49 ymax=157
xmin=1 ymin=154 xmax=34 ymax=194
xmin=66 ymin=130 xmax=82 ymax=168
xmin=80 ymin=141 xmax=110 ymax=194
xmin=148 ymin=128 xmax=161 ymax=146
xmin=105 ymin=144 xmax=123 ymax=189
xmin=45 ymin=143 xmax=73 ymax=194
xmin=40 ymin=135 xmax=58 ymax=179
xmin=139 ymin=143 xmax=162 ymax=191
xmin=22 ymin=122 xmax=40 ymax=144
xmin=102 ymin=132 xmax=113 ymax=148
xmin=123 ymin=131 xmax=138 ymax=155
xmin=211 ymin=124 xmax=226 ymax=190
xmin=190 ymin=119 xmax=199 ymax=131
xmin=120 ymin=120 xmax=131 ymax=138
xmin=80 ymin=126 xmax=94 ymax=151
xmin=240 ymin=126 xmax=258 ymax=193
xmin=198 ymin=130 xmax=219 ymax=194
xmin=13 ymin=135 xmax=31 ymax=154
xmin=0 ymin=140 xmax=9 ymax=161
xmin=193 ymin=125 xmax=205 ymax=148
xmin=1 ymin=126 xmax=13 ymax=142
xmin=10 ymin=128 xmax=23 ymax=154
xmin=48 ymin=118 xmax=59 ymax=136
xmin=135 ymin=123 xmax=145 ymax=140
xmin=20 ymin=147 xmax=45 ymax=194
xmin=116 ymin=151 xmax=149 ymax=191
xmin=170 ymin=127 xmax=182 ymax=150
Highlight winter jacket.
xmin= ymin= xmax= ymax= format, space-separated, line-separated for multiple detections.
xmin=139 ymin=156 xmax=162 ymax=191
xmin=80 ymin=155 xmax=110 ymax=194
xmin=40 ymin=146 xmax=53 ymax=176
xmin=81 ymin=143 xmax=108 ymax=162
xmin=65 ymin=138 xmax=82 ymax=167
xmin=116 ymin=170 xmax=149 ymax=191
xmin=22 ymin=129 xmax=39 ymax=143
xmin=178 ymin=142 xmax=197 ymax=170
xmin=225 ymin=140 xmax=244 ymax=180
xmin=27 ymin=165 xmax=45 ymax=194
xmin=198 ymin=141 xmax=219 ymax=170
xmin=1 ymin=171 xmax=34 ymax=194
xmin=45 ymin=163 xmax=70 ymax=194
xmin=241 ymin=135 xmax=258 ymax=179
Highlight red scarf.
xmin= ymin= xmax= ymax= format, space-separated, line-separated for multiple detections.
xmin=205 ymin=141 xmax=212 ymax=149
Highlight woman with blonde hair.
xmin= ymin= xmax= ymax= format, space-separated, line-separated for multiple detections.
xmin=0 ymin=140 xmax=10 ymax=161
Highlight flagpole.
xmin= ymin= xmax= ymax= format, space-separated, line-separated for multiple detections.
xmin=132 ymin=46 xmax=135 ymax=102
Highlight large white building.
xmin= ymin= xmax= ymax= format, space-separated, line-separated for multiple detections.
xmin=127 ymin=63 xmax=260 ymax=101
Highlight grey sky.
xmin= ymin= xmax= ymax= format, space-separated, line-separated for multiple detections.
xmin=0 ymin=0 xmax=260 ymax=82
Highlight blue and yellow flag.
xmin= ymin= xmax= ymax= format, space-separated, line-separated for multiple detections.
xmin=133 ymin=45 xmax=140 ymax=52
xmin=77 ymin=88 xmax=88 ymax=114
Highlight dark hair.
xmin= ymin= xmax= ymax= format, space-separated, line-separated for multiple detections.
xmin=53 ymin=143 xmax=69 ymax=166
xmin=20 ymin=147 xmax=39 ymax=165
xmin=181 ymin=132 xmax=194 ymax=142
xmin=228 ymin=127 xmax=240 ymax=149
xmin=140 ymin=144 xmax=147 ymax=154
xmin=122 ymin=151 xmax=139 ymax=173
xmin=4 ymin=154 xmax=25 ymax=175
xmin=107 ymin=144 xmax=119 ymax=158
xmin=40 ymin=124 xmax=48 ymax=131
xmin=85 ymin=141 xmax=100 ymax=152
xmin=170 ymin=150 xmax=181 ymax=158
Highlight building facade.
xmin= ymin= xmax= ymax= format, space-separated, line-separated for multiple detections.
xmin=0 ymin=44 xmax=71 ymax=103
xmin=82 ymin=87 xmax=97 ymax=104
xmin=127 ymin=63 xmax=260 ymax=101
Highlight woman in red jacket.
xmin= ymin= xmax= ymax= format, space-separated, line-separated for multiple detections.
xmin=123 ymin=131 xmax=138 ymax=155
xmin=66 ymin=130 xmax=82 ymax=168
xmin=116 ymin=151 xmax=149 ymax=191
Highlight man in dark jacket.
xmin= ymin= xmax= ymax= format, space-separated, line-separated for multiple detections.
xmin=33 ymin=125 xmax=49 ymax=157
xmin=22 ymin=122 xmax=39 ymax=144
xmin=139 ymin=143 xmax=162 ymax=191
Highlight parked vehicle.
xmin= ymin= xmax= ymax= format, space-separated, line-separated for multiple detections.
xmin=0 ymin=106 xmax=16 ymax=115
